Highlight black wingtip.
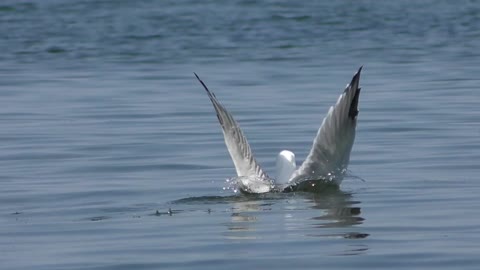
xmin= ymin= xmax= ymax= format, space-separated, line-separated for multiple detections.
xmin=193 ymin=72 xmax=203 ymax=87
xmin=194 ymin=72 xmax=223 ymax=124
xmin=349 ymin=88 xmax=361 ymax=119
xmin=348 ymin=66 xmax=363 ymax=119
xmin=349 ymin=66 xmax=362 ymax=87
xmin=194 ymin=72 xmax=213 ymax=95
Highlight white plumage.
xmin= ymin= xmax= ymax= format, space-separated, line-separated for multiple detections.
xmin=194 ymin=67 xmax=362 ymax=193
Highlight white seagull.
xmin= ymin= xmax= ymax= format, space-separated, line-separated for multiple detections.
xmin=194 ymin=67 xmax=362 ymax=193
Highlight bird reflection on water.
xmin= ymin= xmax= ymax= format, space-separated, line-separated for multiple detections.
xmin=224 ymin=181 xmax=368 ymax=254
xmin=172 ymin=180 xmax=368 ymax=255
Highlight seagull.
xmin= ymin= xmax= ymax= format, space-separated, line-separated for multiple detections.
xmin=194 ymin=67 xmax=362 ymax=193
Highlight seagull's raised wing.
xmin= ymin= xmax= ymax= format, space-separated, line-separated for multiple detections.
xmin=194 ymin=73 xmax=269 ymax=180
xmin=290 ymin=67 xmax=362 ymax=184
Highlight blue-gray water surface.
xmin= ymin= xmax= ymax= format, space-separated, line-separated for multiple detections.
xmin=1 ymin=0 xmax=480 ymax=269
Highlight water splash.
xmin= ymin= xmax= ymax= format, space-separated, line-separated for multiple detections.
xmin=221 ymin=168 xmax=365 ymax=194
xmin=345 ymin=170 xmax=367 ymax=183
xmin=223 ymin=177 xmax=239 ymax=193
xmin=224 ymin=176 xmax=275 ymax=194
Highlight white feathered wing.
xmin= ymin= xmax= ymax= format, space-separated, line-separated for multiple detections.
xmin=289 ymin=67 xmax=362 ymax=184
xmin=194 ymin=73 xmax=272 ymax=193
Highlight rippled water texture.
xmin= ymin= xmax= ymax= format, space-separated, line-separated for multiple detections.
xmin=1 ymin=0 xmax=480 ymax=269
